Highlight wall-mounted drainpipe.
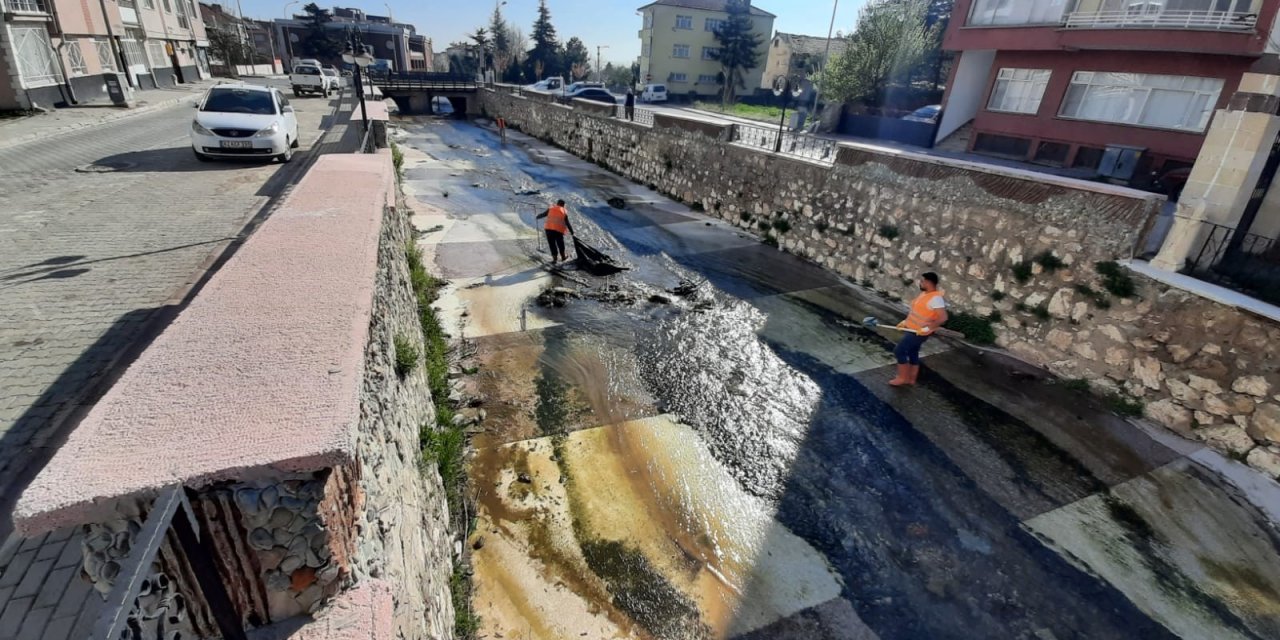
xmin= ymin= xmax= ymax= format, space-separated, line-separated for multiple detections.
xmin=43 ymin=0 xmax=78 ymax=105
xmin=94 ymin=0 xmax=134 ymax=88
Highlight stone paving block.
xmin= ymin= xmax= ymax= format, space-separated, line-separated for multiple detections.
xmin=0 ymin=551 xmax=34 ymax=589
xmin=33 ymin=539 xmax=64 ymax=563
xmin=38 ymin=614 xmax=77 ymax=640
xmin=52 ymin=536 xmax=82 ymax=570
xmin=0 ymin=586 xmax=13 ymax=618
xmin=14 ymin=604 xmax=51 ymax=640
xmin=12 ymin=559 xmax=53 ymax=599
xmin=33 ymin=567 xmax=75 ymax=609
xmin=51 ymin=574 xmax=92 ymax=622
xmin=14 ymin=536 xmax=44 ymax=554
xmin=0 ymin=595 xmax=33 ymax=636
xmin=0 ymin=538 xmax=18 ymax=567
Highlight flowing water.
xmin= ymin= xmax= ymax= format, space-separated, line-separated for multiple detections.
xmin=398 ymin=117 xmax=1280 ymax=640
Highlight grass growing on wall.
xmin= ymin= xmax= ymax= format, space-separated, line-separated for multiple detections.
xmin=391 ymin=140 xmax=405 ymax=179
xmin=694 ymin=101 xmax=785 ymax=123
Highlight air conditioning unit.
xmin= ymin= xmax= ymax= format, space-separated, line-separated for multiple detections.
xmin=1098 ymin=144 xmax=1145 ymax=182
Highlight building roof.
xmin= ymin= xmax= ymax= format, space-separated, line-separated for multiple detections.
xmin=637 ymin=0 xmax=776 ymax=18
xmin=773 ymin=32 xmax=848 ymax=58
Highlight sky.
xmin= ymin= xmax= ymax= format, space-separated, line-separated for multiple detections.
xmin=228 ymin=0 xmax=870 ymax=68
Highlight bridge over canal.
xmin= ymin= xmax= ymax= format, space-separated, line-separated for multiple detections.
xmin=368 ymin=72 xmax=481 ymax=116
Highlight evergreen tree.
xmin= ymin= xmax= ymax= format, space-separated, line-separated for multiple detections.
xmin=563 ymin=37 xmax=590 ymax=80
xmin=299 ymin=3 xmax=341 ymax=60
xmin=710 ymin=0 xmax=763 ymax=104
xmin=820 ymin=0 xmax=937 ymax=106
xmin=489 ymin=5 xmax=511 ymax=58
xmin=528 ymin=0 xmax=561 ymax=79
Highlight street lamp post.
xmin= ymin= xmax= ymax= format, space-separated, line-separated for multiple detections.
xmin=344 ymin=34 xmax=375 ymax=134
xmin=283 ymin=1 xmax=298 ymax=68
xmin=596 ymin=45 xmax=609 ymax=83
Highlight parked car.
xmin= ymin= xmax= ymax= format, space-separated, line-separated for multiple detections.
xmin=296 ymin=58 xmax=321 ymax=68
xmin=527 ymin=76 xmax=565 ymax=93
xmin=290 ymin=64 xmax=337 ymax=97
xmin=321 ymin=67 xmax=344 ymax=91
xmin=565 ymin=81 xmax=604 ymax=94
xmin=902 ymin=104 xmax=941 ymax=124
xmin=190 ymin=84 xmax=299 ymax=163
xmin=641 ymin=84 xmax=668 ymax=103
xmin=566 ymin=88 xmax=618 ymax=105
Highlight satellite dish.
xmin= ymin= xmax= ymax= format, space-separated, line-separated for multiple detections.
xmin=771 ymin=74 xmax=789 ymax=97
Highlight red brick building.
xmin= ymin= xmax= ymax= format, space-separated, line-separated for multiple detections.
xmin=938 ymin=0 xmax=1280 ymax=184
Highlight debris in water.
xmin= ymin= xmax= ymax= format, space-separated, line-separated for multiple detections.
xmin=536 ymin=287 xmax=578 ymax=307
xmin=517 ymin=473 xmax=533 ymax=484
xmin=517 ymin=187 xmax=542 ymax=196
xmin=607 ymin=197 xmax=627 ymax=210
xmin=472 ymin=182 xmax=482 ymax=188
xmin=472 ymin=535 xmax=485 ymax=550
xmin=670 ymin=280 xmax=701 ymax=297
xmin=648 ymin=294 xmax=672 ymax=305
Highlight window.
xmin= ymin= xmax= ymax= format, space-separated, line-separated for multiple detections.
xmin=968 ymin=0 xmax=1068 ymax=26
xmin=147 ymin=41 xmax=168 ymax=67
xmin=705 ymin=18 xmax=726 ymax=32
xmin=1059 ymin=71 xmax=1224 ymax=132
xmin=672 ymin=44 xmax=690 ymax=58
xmin=142 ymin=0 xmax=153 ymax=9
xmin=201 ymin=87 xmax=277 ymax=114
xmin=1033 ymin=141 xmax=1071 ymax=166
xmin=973 ymin=133 xmax=1031 ymax=158
xmin=670 ymin=72 xmax=688 ymax=83
xmin=121 ymin=37 xmax=147 ymax=68
xmin=1073 ymin=146 xmax=1105 ymax=169
xmin=64 ymin=38 xmax=88 ymax=75
xmin=641 ymin=43 xmax=650 ymax=57
xmin=675 ymin=15 xmax=692 ymax=29
xmin=987 ymin=68 xmax=1051 ymax=114
xmin=643 ymin=11 xmax=653 ymax=28
xmin=702 ymin=46 xmax=719 ymax=60
xmin=161 ymin=0 xmax=171 ymax=12
xmin=175 ymin=0 xmax=189 ymax=29
xmin=698 ymin=73 xmax=720 ymax=84
xmin=12 ymin=25 xmax=62 ymax=86
xmin=95 ymin=37 xmax=116 ymax=71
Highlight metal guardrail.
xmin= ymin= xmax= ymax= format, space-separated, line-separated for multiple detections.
xmin=615 ymin=103 xmax=655 ymax=126
xmin=1184 ymin=219 xmax=1280 ymax=305
xmin=368 ymin=71 xmax=478 ymax=92
xmin=730 ymin=121 xmax=839 ymax=164
xmin=1063 ymin=9 xmax=1257 ymax=30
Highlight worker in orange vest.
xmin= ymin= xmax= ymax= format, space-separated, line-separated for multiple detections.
xmin=890 ymin=272 xmax=948 ymax=387
xmin=536 ymin=199 xmax=575 ymax=265
xmin=496 ymin=116 xmax=507 ymax=142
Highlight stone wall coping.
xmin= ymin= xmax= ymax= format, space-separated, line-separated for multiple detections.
xmin=15 ymin=153 xmax=395 ymax=535
xmin=1126 ymin=259 xmax=1280 ymax=323
xmin=835 ymin=140 xmax=1167 ymax=204
xmin=249 ymin=580 xmax=395 ymax=640
xmin=351 ymin=99 xmax=390 ymax=123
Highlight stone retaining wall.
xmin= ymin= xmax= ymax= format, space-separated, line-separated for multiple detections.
xmin=479 ymin=88 xmax=1280 ymax=478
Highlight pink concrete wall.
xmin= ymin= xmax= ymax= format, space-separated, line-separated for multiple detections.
xmin=15 ymin=153 xmax=396 ymax=534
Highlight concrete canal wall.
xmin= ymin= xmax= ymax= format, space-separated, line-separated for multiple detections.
xmin=14 ymin=153 xmax=454 ymax=639
xmin=480 ymin=87 xmax=1280 ymax=478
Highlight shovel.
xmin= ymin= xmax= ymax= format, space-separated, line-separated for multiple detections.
xmin=862 ymin=317 xmax=965 ymax=340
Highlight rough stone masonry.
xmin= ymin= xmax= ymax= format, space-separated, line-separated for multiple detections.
xmin=480 ymin=88 xmax=1280 ymax=479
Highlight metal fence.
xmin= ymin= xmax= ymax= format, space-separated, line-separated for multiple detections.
xmin=1063 ymin=9 xmax=1257 ymax=31
xmin=730 ymin=121 xmax=839 ymax=164
xmin=1184 ymin=220 xmax=1280 ymax=305
xmin=614 ymin=103 xmax=655 ymax=126
xmin=367 ymin=71 xmax=477 ymax=92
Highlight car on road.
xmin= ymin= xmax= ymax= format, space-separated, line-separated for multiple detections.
xmin=566 ymin=88 xmax=619 ymax=105
xmin=191 ymin=84 xmax=300 ymax=163
xmin=321 ymin=67 xmax=344 ymax=91
xmin=527 ymin=76 xmax=565 ymax=93
xmin=641 ymin=84 xmax=668 ymax=103
xmin=290 ymin=64 xmax=337 ymax=97
xmin=565 ymin=81 xmax=604 ymax=94
xmin=902 ymin=104 xmax=941 ymax=124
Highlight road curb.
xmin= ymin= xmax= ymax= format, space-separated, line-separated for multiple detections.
xmin=0 ymin=91 xmax=203 ymax=151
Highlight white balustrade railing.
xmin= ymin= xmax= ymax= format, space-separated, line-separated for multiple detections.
xmin=1063 ymin=9 xmax=1257 ymax=31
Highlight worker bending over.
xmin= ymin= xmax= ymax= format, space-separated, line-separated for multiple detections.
xmin=890 ymin=272 xmax=948 ymax=387
xmin=536 ymin=199 xmax=575 ymax=265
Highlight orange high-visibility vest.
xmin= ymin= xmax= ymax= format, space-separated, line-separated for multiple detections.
xmin=904 ymin=290 xmax=945 ymax=333
xmin=544 ymin=205 xmax=569 ymax=234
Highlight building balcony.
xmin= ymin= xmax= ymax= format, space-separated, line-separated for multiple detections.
xmin=1064 ymin=8 xmax=1258 ymax=31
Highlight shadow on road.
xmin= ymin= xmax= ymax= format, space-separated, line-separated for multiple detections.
xmin=82 ymin=146 xmax=289 ymax=173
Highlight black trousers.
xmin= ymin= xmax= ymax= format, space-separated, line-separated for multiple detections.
xmin=546 ymin=230 xmax=567 ymax=260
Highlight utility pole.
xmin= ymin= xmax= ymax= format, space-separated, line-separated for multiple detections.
xmin=596 ymin=45 xmax=609 ymax=83
xmin=282 ymin=1 xmax=298 ymax=69
xmin=810 ymin=0 xmax=840 ymax=119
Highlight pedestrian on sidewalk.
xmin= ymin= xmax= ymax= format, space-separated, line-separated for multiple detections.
xmin=889 ymin=272 xmax=948 ymax=387
xmin=625 ymin=91 xmax=635 ymax=121
xmin=536 ymin=199 xmax=575 ymax=265
xmin=496 ymin=116 xmax=507 ymax=142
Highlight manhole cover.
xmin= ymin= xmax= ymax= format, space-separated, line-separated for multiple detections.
xmin=76 ymin=160 xmax=136 ymax=173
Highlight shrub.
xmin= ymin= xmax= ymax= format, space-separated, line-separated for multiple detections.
xmin=772 ymin=218 xmax=792 ymax=233
xmin=867 ymin=259 xmax=880 ymax=270
xmin=947 ymin=311 xmax=997 ymax=345
xmin=986 ymin=310 xmax=1003 ymax=324
xmin=1011 ymin=261 xmax=1033 ymax=284
xmin=757 ymin=220 xmax=771 ymax=232
xmin=1096 ymin=261 xmax=1137 ymax=298
xmin=991 ymin=290 xmax=1006 ymax=302
xmin=878 ymin=225 xmax=900 ymax=240
xmin=1063 ymin=378 xmax=1090 ymax=393
xmin=763 ymin=235 xmax=779 ymax=248
xmin=1106 ymin=392 xmax=1144 ymax=417
xmin=391 ymin=141 xmax=404 ymax=179
xmin=1034 ymin=250 xmax=1065 ymax=272
xmin=740 ymin=211 xmax=753 ymax=222
xmin=394 ymin=334 xmax=420 ymax=378
xmin=815 ymin=221 xmax=830 ymax=233
xmin=1032 ymin=304 xmax=1051 ymax=321
xmin=691 ymin=202 xmax=705 ymax=212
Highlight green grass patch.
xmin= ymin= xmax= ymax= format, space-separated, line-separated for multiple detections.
xmin=1032 ymin=304 xmax=1051 ymax=321
xmin=1011 ymin=261 xmax=1033 ymax=284
xmin=772 ymin=218 xmax=792 ymax=234
xmin=947 ymin=311 xmax=997 ymax=345
xmin=986 ymin=310 xmax=1003 ymax=324
xmin=991 ymin=290 xmax=1006 ymax=301
xmin=739 ymin=211 xmax=753 ymax=222
xmin=694 ymin=100 xmax=785 ymax=123
xmin=815 ymin=220 xmax=829 ymax=232
xmin=394 ymin=334 xmax=420 ymax=378
xmin=1096 ymin=261 xmax=1137 ymax=298
xmin=391 ymin=140 xmax=405 ymax=179
xmin=757 ymin=220 xmax=771 ymax=232
xmin=450 ymin=561 xmax=480 ymax=638
xmin=1106 ymin=392 xmax=1144 ymax=417
xmin=1034 ymin=250 xmax=1066 ymax=273
xmin=762 ymin=235 xmax=779 ymax=248
xmin=878 ymin=225 xmax=900 ymax=240
xmin=1063 ymin=378 xmax=1090 ymax=393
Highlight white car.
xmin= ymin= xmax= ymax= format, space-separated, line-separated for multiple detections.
xmin=191 ymin=84 xmax=300 ymax=163
xmin=641 ymin=84 xmax=668 ymax=103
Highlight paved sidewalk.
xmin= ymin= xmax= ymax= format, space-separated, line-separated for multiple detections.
xmin=0 ymin=79 xmax=216 ymax=151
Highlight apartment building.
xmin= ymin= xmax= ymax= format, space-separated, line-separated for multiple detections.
xmin=637 ymin=0 xmax=774 ymax=99
xmin=937 ymin=0 xmax=1280 ymax=185
xmin=0 ymin=0 xmax=208 ymax=109
xmin=762 ymin=32 xmax=847 ymax=90
xmin=276 ymin=7 xmax=421 ymax=72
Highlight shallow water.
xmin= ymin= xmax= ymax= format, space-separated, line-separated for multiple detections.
xmin=399 ymin=119 xmax=1280 ymax=640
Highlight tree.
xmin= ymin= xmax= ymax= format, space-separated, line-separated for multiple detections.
xmin=299 ymin=3 xmax=341 ymax=60
xmin=563 ymin=37 xmax=590 ymax=80
xmin=819 ymin=0 xmax=938 ymax=106
xmin=603 ymin=63 xmax=632 ymax=91
xmin=710 ymin=0 xmax=763 ymax=104
xmin=470 ymin=27 xmax=491 ymax=77
xmin=207 ymin=24 xmax=251 ymax=77
xmin=527 ymin=0 xmax=560 ymax=79
xmin=506 ymin=27 xmax=528 ymax=82
xmin=489 ymin=5 xmax=513 ymax=80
